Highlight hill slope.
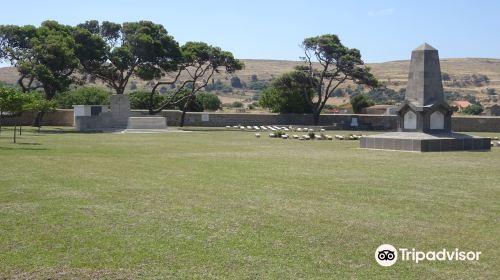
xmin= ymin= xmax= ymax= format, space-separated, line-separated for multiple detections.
xmin=1 ymin=58 xmax=499 ymax=104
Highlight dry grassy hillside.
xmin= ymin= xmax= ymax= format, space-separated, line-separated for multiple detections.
xmin=237 ymin=58 xmax=500 ymax=95
xmin=1 ymin=58 xmax=500 ymax=106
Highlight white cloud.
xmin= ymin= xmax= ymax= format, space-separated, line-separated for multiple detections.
xmin=368 ymin=8 xmax=395 ymax=16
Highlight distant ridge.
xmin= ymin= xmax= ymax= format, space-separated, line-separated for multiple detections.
xmin=1 ymin=58 xmax=499 ymax=102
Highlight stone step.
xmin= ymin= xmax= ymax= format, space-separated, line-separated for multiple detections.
xmin=127 ymin=117 xmax=167 ymax=129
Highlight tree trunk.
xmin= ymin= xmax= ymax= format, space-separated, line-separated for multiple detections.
xmin=13 ymin=120 xmax=17 ymax=143
xmin=116 ymin=86 xmax=124 ymax=95
xmin=32 ymin=111 xmax=45 ymax=127
xmin=180 ymin=108 xmax=187 ymax=127
xmin=0 ymin=110 xmax=2 ymax=136
xmin=148 ymin=92 xmax=156 ymax=115
xmin=34 ymin=88 xmax=55 ymax=127
xmin=312 ymin=111 xmax=320 ymax=126
xmin=179 ymin=100 xmax=191 ymax=128
xmin=19 ymin=124 xmax=22 ymax=135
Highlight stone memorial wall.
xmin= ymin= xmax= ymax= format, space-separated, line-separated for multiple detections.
xmin=3 ymin=109 xmax=500 ymax=132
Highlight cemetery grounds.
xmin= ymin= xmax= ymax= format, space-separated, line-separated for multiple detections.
xmin=0 ymin=127 xmax=499 ymax=279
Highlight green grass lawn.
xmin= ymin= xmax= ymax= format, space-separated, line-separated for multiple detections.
xmin=0 ymin=127 xmax=499 ymax=279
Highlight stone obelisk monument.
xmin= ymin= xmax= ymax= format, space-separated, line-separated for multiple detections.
xmin=398 ymin=43 xmax=452 ymax=133
xmin=360 ymin=43 xmax=490 ymax=152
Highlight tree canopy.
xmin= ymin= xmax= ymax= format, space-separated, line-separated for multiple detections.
xmin=0 ymin=20 xmax=242 ymax=127
xmin=259 ymin=70 xmax=314 ymax=114
xmin=300 ymin=34 xmax=378 ymax=124
xmin=75 ymin=20 xmax=182 ymax=95
xmin=146 ymin=41 xmax=243 ymax=125
xmin=0 ymin=87 xmax=56 ymax=141
xmin=0 ymin=21 xmax=81 ymax=98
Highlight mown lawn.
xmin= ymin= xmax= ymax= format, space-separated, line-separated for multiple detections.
xmin=0 ymin=127 xmax=499 ymax=279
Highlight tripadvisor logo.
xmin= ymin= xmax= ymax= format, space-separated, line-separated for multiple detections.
xmin=375 ymin=244 xmax=398 ymax=266
xmin=375 ymin=244 xmax=481 ymax=267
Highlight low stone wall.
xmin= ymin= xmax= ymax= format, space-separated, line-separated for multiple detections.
xmin=3 ymin=109 xmax=500 ymax=132
xmin=0 ymin=109 xmax=74 ymax=126
xmin=131 ymin=110 xmax=398 ymax=130
xmin=451 ymin=116 xmax=500 ymax=132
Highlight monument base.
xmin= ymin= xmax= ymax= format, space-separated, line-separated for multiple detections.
xmin=360 ymin=132 xmax=490 ymax=152
xmin=127 ymin=117 xmax=167 ymax=129
xmin=110 ymin=95 xmax=131 ymax=128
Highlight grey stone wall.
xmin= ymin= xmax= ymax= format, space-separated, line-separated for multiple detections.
xmin=4 ymin=109 xmax=500 ymax=132
xmin=130 ymin=110 xmax=398 ymax=130
xmin=451 ymin=116 xmax=500 ymax=132
xmin=0 ymin=109 xmax=74 ymax=126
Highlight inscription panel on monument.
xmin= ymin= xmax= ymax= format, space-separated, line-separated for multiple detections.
xmin=430 ymin=111 xmax=444 ymax=130
xmin=404 ymin=111 xmax=417 ymax=129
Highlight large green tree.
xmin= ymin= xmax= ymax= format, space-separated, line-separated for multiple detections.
xmin=0 ymin=21 xmax=84 ymax=125
xmin=147 ymin=41 xmax=243 ymax=126
xmin=0 ymin=21 xmax=81 ymax=98
xmin=75 ymin=20 xmax=182 ymax=95
xmin=259 ymin=70 xmax=314 ymax=114
xmin=299 ymin=34 xmax=378 ymax=124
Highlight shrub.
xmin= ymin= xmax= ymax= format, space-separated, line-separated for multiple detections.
xmin=485 ymin=88 xmax=496 ymax=95
xmin=55 ymin=87 xmax=110 ymax=109
xmin=363 ymin=87 xmax=404 ymax=104
xmin=162 ymin=89 xmax=202 ymax=112
xmin=185 ymin=99 xmax=204 ymax=112
xmin=205 ymin=79 xmax=225 ymax=91
xmin=442 ymin=72 xmax=450 ymax=81
xmin=445 ymin=91 xmax=460 ymax=101
xmin=222 ymin=86 xmax=233 ymax=93
xmin=450 ymin=74 xmax=489 ymax=87
xmin=197 ymin=92 xmax=222 ymax=111
xmin=463 ymin=104 xmax=483 ymax=115
xmin=248 ymin=80 xmax=268 ymax=91
xmin=463 ymin=94 xmax=478 ymax=104
xmin=332 ymin=88 xmax=344 ymax=97
xmin=231 ymin=101 xmax=244 ymax=108
xmin=308 ymin=131 xmax=315 ymax=139
xmin=350 ymin=94 xmax=374 ymax=113
xmin=230 ymin=76 xmax=242 ymax=88
xmin=159 ymin=86 xmax=168 ymax=94
xmin=129 ymin=91 xmax=165 ymax=109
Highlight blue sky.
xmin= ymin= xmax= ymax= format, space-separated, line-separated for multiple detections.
xmin=1 ymin=0 xmax=499 ymax=64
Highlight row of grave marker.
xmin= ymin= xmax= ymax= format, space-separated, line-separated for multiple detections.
xmin=255 ymin=133 xmax=365 ymax=141
xmin=226 ymin=125 xmax=325 ymax=132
